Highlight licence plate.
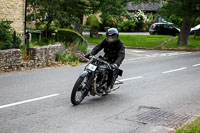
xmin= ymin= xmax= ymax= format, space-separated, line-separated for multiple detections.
xmin=87 ymin=64 xmax=97 ymax=71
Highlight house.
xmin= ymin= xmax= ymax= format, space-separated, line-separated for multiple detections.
xmin=0 ymin=0 xmax=25 ymax=36
xmin=127 ymin=1 xmax=163 ymax=13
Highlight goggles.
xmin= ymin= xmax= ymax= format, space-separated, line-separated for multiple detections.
xmin=106 ymin=35 xmax=118 ymax=43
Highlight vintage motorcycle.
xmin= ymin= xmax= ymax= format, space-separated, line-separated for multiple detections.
xmin=71 ymin=56 xmax=123 ymax=105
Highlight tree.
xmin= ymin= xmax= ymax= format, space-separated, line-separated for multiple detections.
xmin=134 ymin=0 xmax=200 ymax=45
xmin=28 ymin=0 xmax=62 ymax=31
xmin=28 ymin=0 xmax=93 ymax=34
xmin=61 ymin=0 xmax=90 ymax=33
xmin=159 ymin=0 xmax=200 ymax=45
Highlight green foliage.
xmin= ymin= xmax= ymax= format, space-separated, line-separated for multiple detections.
xmin=76 ymin=42 xmax=88 ymax=54
xmin=175 ymin=117 xmax=200 ymax=133
xmin=193 ymin=17 xmax=200 ymax=27
xmin=100 ymin=15 xmax=113 ymax=29
xmin=57 ymin=29 xmax=87 ymax=44
xmin=0 ymin=21 xmax=21 ymax=50
xmin=97 ymin=0 xmax=130 ymax=19
xmin=56 ymin=42 xmax=89 ymax=66
xmin=164 ymin=36 xmax=200 ymax=50
xmin=87 ymin=34 xmax=172 ymax=48
xmin=57 ymin=51 xmax=80 ymax=66
xmin=56 ymin=30 xmax=88 ymax=66
xmin=28 ymin=0 xmax=92 ymax=33
xmin=30 ymin=37 xmax=53 ymax=47
xmin=19 ymin=44 xmax=27 ymax=59
xmin=86 ymin=15 xmax=100 ymax=30
xmin=100 ymin=10 xmax=149 ymax=32
xmin=157 ymin=0 xmax=200 ymax=27
xmin=100 ymin=10 xmax=150 ymax=32
xmin=145 ymin=13 xmax=155 ymax=24
xmin=120 ymin=21 xmax=136 ymax=32
xmin=100 ymin=15 xmax=124 ymax=30
xmin=130 ymin=10 xmax=147 ymax=31
xmin=28 ymin=0 xmax=61 ymax=30
xmin=136 ymin=0 xmax=200 ymax=45
xmin=87 ymin=34 xmax=200 ymax=50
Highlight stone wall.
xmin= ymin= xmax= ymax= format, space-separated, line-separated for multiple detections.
xmin=29 ymin=44 xmax=63 ymax=68
xmin=0 ymin=43 xmax=63 ymax=73
xmin=0 ymin=49 xmax=22 ymax=72
xmin=0 ymin=0 xmax=25 ymax=35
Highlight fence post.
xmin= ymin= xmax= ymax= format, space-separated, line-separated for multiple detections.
xmin=25 ymin=32 xmax=30 ymax=56
xmin=13 ymin=31 xmax=16 ymax=48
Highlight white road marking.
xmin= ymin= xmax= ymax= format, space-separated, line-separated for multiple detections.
xmin=125 ymin=57 xmax=149 ymax=61
xmin=119 ymin=76 xmax=143 ymax=82
xmin=162 ymin=67 xmax=187 ymax=74
xmin=192 ymin=64 xmax=200 ymax=67
xmin=125 ymin=52 xmax=192 ymax=62
xmin=0 ymin=93 xmax=60 ymax=109
xmin=128 ymin=50 xmax=146 ymax=53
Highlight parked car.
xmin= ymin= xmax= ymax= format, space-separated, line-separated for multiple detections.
xmin=190 ymin=24 xmax=200 ymax=35
xmin=149 ymin=23 xmax=180 ymax=36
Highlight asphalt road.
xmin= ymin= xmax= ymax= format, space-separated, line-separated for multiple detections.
xmin=0 ymin=48 xmax=200 ymax=133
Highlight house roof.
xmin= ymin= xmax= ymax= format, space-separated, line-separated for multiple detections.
xmin=127 ymin=1 xmax=163 ymax=11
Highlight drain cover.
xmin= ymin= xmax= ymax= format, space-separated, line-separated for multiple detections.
xmin=127 ymin=109 xmax=192 ymax=128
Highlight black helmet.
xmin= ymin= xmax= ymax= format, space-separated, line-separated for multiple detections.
xmin=106 ymin=28 xmax=119 ymax=43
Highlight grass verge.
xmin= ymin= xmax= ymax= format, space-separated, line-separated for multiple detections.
xmin=85 ymin=35 xmax=200 ymax=50
xmin=85 ymin=35 xmax=172 ymax=49
xmin=172 ymin=116 xmax=200 ymax=133
xmin=163 ymin=35 xmax=200 ymax=50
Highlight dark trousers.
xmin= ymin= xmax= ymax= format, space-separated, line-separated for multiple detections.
xmin=107 ymin=69 xmax=118 ymax=87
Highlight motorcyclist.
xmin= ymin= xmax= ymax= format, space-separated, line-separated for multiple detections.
xmin=85 ymin=28 xmax=125 ymax=92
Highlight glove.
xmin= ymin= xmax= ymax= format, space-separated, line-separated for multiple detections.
xmin=84 ymin=53 xmax=91 ymax=59
xmin=111 ymin=64 xmax=118 ymax=70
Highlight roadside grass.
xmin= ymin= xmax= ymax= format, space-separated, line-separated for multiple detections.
xmin=172 ymin=116 xmax=200 ymax=133
xmin=85 ymin=34 xmax=200 ymax=50
xmin=85 ymin=35 xmax=172 ymax=48
xmin=164 ymin=36 xmax=200 ymax=50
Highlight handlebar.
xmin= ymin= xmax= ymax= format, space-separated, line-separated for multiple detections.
xmin=90 ymin=56 xmax=112 ymax=69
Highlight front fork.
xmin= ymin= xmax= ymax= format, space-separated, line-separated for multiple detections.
xmin=80 ymin=70 xmax=95 ymax=90
xmin=80 ymin=70 xmax=103 ymax=96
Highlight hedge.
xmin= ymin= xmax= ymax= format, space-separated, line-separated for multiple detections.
xmin=57 ymin=29 xmax=86 ymax=44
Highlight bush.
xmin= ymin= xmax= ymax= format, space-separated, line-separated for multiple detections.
xmin=56 ymin=29 xmax=88 ymax=65
xmin=86 ymin=15 xmax=100 ymax=31
xmin=0 ymin=21 xmax=21 ymax=50
xmin=57 ymin=29 xmax=86 ymax=44
xmin=56 ymin=42 xmax=89 ymax=66
xmin=124 ymin=10 xmax=148 ymax=32
xmin=120 ymin=21 xmax=136 ymax=32
xmin=100 ymin=15 xmax=112 ymax=29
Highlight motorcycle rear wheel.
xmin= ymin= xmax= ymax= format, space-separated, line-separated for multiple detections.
xmin=71 ymin=76 xmax=87 ymax=105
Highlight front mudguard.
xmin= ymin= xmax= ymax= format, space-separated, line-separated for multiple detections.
xmin=80 ymin=71 xmax=89 ymax=78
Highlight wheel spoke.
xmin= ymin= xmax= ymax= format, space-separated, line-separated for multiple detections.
xmin=75 ymin=91 xmax=83 ymax=102
xmin=71 ymin=76 xmax=88 ymax=105
xmin=75 ymin=77 xmax=87 ymax=102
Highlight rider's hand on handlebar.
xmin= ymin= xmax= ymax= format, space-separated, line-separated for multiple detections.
xmin=84 ymin=53 xmax=91 ymax=59
xmin=111 ymin=64 xmax=118 ymax=70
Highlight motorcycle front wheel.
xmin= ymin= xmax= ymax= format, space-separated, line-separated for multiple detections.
xmin=71 ymin=76 xmax=88 ymax=105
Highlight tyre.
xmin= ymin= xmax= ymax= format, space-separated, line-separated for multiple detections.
xmin=174 ymin=33 xmax=179 ymax=36
xmin=71 ymin=76 xmax=88 ymax=105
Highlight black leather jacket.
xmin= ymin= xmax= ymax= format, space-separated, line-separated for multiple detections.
xmin=90 ymin=38 xmax=125 ymax=66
